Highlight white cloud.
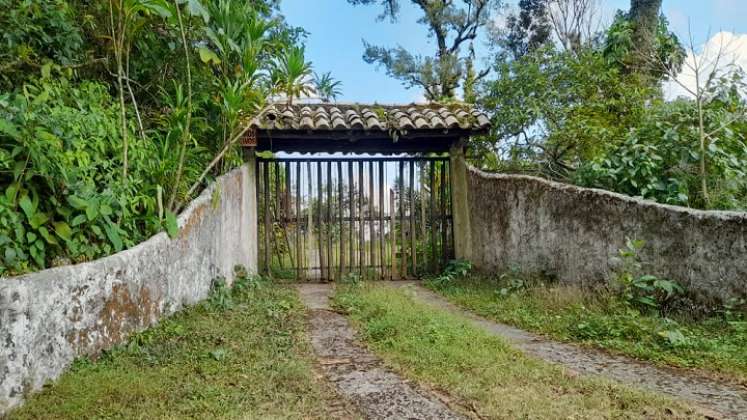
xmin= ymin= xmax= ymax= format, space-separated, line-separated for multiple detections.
xmin=664 ymin=31 xmax=747 ymax=100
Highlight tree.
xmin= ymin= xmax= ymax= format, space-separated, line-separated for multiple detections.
xmin=652 ymin=31 xmax=747 ymax=207
xmin=629 ymin=0 xmax=662 ymax=56
xmin=272 ymin=46 xmax=314 ymax=105
xmin=313 ymin=72 xmax=343 ymax=102
xmin=604 ymin=0 xmax=683 ymax=82
xmin=502 ymin=0 xmax=552 ymax=59
xmin=478 ymin=46 xmax=652 ymax=177
xmin=347 ymin=0 xmax=500 ymax=101
xmin=500 ymin=0 xmax=601 ymax=59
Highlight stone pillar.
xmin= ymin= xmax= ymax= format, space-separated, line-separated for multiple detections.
xmin=450 ymin=142 xmax=472 ymax=261
xmin=244 ymin=148 xmax=258 ymax=274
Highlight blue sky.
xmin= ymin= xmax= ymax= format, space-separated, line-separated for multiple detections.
xmin=279 ymin=0 xmax=747 ymax=104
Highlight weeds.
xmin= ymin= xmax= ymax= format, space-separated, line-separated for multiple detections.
xmin=428 ymin=273 xmax=747 ymax=381
xmin=613 ymin=238 xmax=685 ymax=316
xmin=9 ymin=277 xmax=341 ymax=419
xmin=334 ymin=284 xmax=701 ymax=419
xmin=426 ymin=259 xmax=472 ymax=287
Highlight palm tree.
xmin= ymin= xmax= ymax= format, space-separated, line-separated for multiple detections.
xmin=272 ymin=46 xmax=314 ymax=106
xmin=313 ymin=72 xmax=343 ymax=102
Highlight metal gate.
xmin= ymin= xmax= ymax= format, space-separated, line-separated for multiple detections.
xmin=257 ymin=156 xmax=453 ymax=280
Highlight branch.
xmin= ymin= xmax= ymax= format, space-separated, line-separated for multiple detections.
xmin=176 ymin=104 xmax=274 ymax=212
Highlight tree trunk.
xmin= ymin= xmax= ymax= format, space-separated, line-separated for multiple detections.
xmin=630 ymin=0 xmax=662 ymax=55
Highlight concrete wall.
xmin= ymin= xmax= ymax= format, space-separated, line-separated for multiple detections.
xmin=468 ymin=168 xmax=747 ymax=303
xmin=0 ymin=164 xmax=257 ymax=414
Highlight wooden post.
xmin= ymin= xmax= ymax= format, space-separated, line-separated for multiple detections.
xmin=306 ymin=162 xmax=314 ymax=280
xmin=378 ymin=161 xmax=385 ymax=279
xmin=295 ymin=162 xmax=301 ymax=280
xmin=398 ymin=161 xmax=405 ymax=278
xmin=429 ymin=161 xmax=436 ymax=273
xmin=326 ymin=162 xmax=333 ymax=281
xmin=450 ymin=143 xmax=472 ymax=261
xmin=338 ymin=161 xmax=345 ymax=277
xmin=349 ymin=162 xmax=355 ymax=272
xmin=409 ymin=161 xmax=416 ymax=275
xmin=317 ymin=161 xmax=324 ymax=280
xmin=262 ymin=161 xmax=271 ymax=276
xmin=358 ymin=161 xmax=364 ymax=276
xmin=243 ymin=148 xmax=258 ymax=276
xmin=368 ymin=162 xmax=374 ymax=278
xmin=390 ymin=188 xmax=397 ymax=280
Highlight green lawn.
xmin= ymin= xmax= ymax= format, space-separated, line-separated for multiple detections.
xmin=8 ymin=277 xmax=349 ymax=420
xmin=333 ymin=283 xmax=702 ymax=419
xmin=427 ymin=275 xmax=747 ymax=384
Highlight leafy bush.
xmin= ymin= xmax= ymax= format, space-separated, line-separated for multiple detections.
xmin=612 ymin=238 xmax=685 ymax=316
xmin=0 ymin=0 xmax=312 ymax=276
xmin=0 ymin=79 xmax=160 ymax=274
xmin=577 ymin=91 xmax=747 ymax=210
xmin=0 ymin=0 xmax=84 ymax=89
xmin=427 ymin=259 xmax=472 ymax=287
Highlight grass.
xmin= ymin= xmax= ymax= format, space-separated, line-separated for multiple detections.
xmin=8 ymin=277 xmax=347 ymax=420
xmin=333 ymin=283 xmax=702 ymax=419
xmin=426 ymin=274 xmax=747 ymax=384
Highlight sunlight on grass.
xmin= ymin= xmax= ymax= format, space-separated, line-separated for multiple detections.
xmin=427 ymin=275 xmax=747 ymax=383
xmin=333 ymin=283 xmax=702 ymax=420
xmin=8 ymin=279 xmax=341 ymax=420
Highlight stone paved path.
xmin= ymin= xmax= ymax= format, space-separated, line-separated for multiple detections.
xmin=393 ymin=282 xmax=747 ymax=420
xmin=296 ymin=283 xmax=467 ymax=420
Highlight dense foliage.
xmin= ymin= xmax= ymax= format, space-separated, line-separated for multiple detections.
xmin=476 ymin=1 xmax=747 ymax=210
xmin=0 ymin=0 xmax=316 ymax=276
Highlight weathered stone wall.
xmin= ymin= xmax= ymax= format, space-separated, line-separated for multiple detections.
xmin=468 ymin=168 xmax=747 ymax=303
xmin=0 ymin=164 xmax=257 ymax=414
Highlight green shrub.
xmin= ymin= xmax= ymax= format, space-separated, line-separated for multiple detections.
xmin=612 ymin=238 xmax=685 ymax=317
xmin=0 ymin=0 xmax=84 ymax=89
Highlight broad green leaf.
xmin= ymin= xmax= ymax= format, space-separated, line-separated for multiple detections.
xmin=53 ymin=222 xmax=73 ymax=241
xmin=4 ymin=183 xmax=18 ymax=202
xmin=67 ymin=195 xmax=88 ymax=210
xmin=19 ymin=195 xmax=34 ymax=220
xmin=29 ymin=245 xmax=44 ymax=267
xmin=38 ymin=226 xmax=58 ymax=245
xmin=71 ymin=214 xmax=87 ymax=226
xmin=30 ymin=212 xmax=49 ymax=229
xmin=41 ymin=63 xmax=52 ymax=79
xmin=4 ymin=247 xmax=17 ymax=263
xmin=137 ymin=0 xmax=172 ymax=18
xmin=100 ymin=204 xmax=113 ymax=217
xmin=165 ymin=211 xmax=179 ymax=239
xmin=198 ymin=47 xmax=221 ymax=65
xmin=104 ymin=223 xmax=123 ymax=252
xmin=85 ymin=200 xmax=99 ymax=221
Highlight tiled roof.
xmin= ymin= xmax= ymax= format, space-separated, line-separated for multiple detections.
xmin=250 ymin=103 xmax=490 ymax=133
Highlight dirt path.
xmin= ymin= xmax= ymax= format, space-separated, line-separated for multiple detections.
xmin=296 ymin=283 xmax=467 ymax=420
xmin=394 ymin=282 xmax=747 ymax=420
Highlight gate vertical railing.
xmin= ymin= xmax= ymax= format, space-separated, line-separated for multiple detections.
xmin=257 ymin=156 xmax=454 ymax=281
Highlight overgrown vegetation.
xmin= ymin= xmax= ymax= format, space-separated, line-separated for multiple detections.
xmin=353 ymin=0 xmax=747 ymax=211
xmin=476 ymin=1 xmax=747 ymax=210
xmin=426 ymin=256 xmax=747 ymax=383
xmin=0 ymin=1 xmax=342 ymax=276
xmin=333 ymin=283 xmax=703 ymax=419
xmin=8 ymin=275 xmax=349 ymax=419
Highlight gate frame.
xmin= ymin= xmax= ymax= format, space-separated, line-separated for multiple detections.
xmin=243 ymin=103 xmax=489 ymax=279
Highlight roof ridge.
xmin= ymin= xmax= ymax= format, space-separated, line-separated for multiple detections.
xmin=250 ymin=102 xmax=490 ymax=133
